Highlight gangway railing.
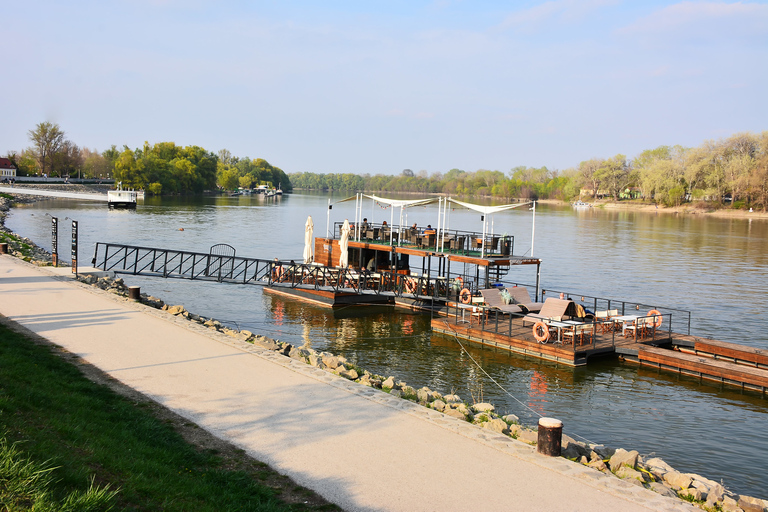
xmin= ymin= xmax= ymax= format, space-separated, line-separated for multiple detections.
xmin=90 ymin=242 xmax=449 ymax=300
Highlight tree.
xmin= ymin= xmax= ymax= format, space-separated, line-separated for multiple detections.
xmin=596 ymin=154 xmax=633 ymax=201
xmin=28 ymin=122 xmax=66 ymax=177
xmin=577 ymin=159 xmax=604 ymax=198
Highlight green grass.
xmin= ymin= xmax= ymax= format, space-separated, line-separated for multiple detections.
xmin=0 ymin=322 xmax=339 ymax=511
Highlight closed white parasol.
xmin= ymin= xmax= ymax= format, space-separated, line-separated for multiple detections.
xmin=303 ymin=215 xmax=314 ymax=263
xmin=339 ymin=219 xmax=350 ymax=267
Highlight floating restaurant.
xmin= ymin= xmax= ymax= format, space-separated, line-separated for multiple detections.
xmin=90 ymin=193 xmax=768 ymax=391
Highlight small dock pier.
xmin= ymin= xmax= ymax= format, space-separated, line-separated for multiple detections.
xmin=623 ymin=336 xmax=768 ymax=393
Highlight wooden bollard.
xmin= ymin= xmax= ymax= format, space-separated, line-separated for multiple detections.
xmin=0 ymin=243 xmax=8 ymax=254
xmin=128 ymin=286 xmax=141 ymax=301
xmin=537 ymin=417 xmax=563 ymax=457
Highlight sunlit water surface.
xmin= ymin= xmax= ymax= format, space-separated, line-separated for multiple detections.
xmin=7 ymin=193 xmax=768 ymax=497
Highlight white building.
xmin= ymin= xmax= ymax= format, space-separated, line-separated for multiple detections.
xmin=0 ymin=158 xmax=16 ymax=179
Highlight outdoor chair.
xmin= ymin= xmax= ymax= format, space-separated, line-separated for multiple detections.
xmin=506 ymin=286 xmax=545 ymax=313
xmin=478 ymin=288 xmax=523 ymax=315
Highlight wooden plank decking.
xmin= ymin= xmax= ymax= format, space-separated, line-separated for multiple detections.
xmin=637 ymin=346 xmax=768 ymax=393
xmin=430 ymin=314 xmax=667 ymax=366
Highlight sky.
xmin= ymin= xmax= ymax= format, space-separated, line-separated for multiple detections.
xmin=2 ymin=0 xmax=767 ymax=175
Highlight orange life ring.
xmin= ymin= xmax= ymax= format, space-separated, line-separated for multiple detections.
xmin=647 ymin=309 xmax=663 ymax=328
xmin=532 ymin=321 xmax=550 ymax=343
xmin=459 ymin=288 xmax=471 ymax=304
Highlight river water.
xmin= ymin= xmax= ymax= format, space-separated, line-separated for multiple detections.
xmin=6 ymin=193 xmax=768 ymax=498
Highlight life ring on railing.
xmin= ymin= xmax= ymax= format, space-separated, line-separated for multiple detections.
xmin=405 ymin=278 xmax=417 ymax=294
xmin=459 ymin=288 xmax=472 ymax=304
xmin=647 ymin=309 xmax=663 ymax=328
xmin=532 ymin=321 xmax=550 ymax=343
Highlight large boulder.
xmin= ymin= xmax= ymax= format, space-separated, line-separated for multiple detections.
xmin=738 ymin=496 xmax=767 ymax=512
xmin=615 ymin=466 xmax=646 ymax=486
xmin=431 ymin=399 xmax=446 ymax=412
xmin=483 ymin=418 xmax=508 ymax=434
xmin=472 ymin=403 xmax=495 ymax=413
xmin=649 ymin=482 xmax=678 ymax=498
xmin=663 ymin=471 xmax=692 ymax=491
xmin=678 ymin=488 xmax=702 ymax=501
xmin=609 ymin=448 xmax=639 ymax=471
xmin=381 ymin=376 xmax=395 ymax=390
xmin=416 ymin=387 xmax=431 ymax=403
xmin=167 ymin=305 xmax=186 ymax=315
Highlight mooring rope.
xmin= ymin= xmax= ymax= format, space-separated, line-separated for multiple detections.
xmin=437 ymin=319 xmax=597 ymax=446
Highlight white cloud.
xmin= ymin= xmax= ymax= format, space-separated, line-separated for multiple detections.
xmin=619 ymin=1 xmax=768 ymax=39
xmin=496 ymin=0 xmax=617 ymax=30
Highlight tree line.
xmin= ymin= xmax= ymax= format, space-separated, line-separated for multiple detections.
xmin=289 ymin=130 xmax=768 ymax=210
xmin=4 ymin=122 xmax=292 ymax=195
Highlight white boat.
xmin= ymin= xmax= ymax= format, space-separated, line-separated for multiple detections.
xmin=107 ymin=183 xmax=138 ymax=209
xmin=572 ymin=200 xmax=592 ymax=208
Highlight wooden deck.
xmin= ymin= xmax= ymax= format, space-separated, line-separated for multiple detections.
xmin=430 ymin=313 xmax=666 ymax=366
xmin=635 ymin=346 xmax=768 ymax=393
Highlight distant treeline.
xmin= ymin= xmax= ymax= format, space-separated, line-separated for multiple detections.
xmin=290 ymin=130 xmax=768 ymax=210
xmin=113 ymin=144 xmax=292 ymax=195
xmin=5 ymin=122 xmax=292 ymax=195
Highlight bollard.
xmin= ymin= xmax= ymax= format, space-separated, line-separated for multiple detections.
xmin=0 ymin=243 xmax=8 ymax=254
xmin=537 ymin=417 xmax=563 ymax=457
xmin=128 ymin=286 xmax=141 ymax=301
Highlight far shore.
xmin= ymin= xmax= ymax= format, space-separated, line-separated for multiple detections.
xmin=6 ymin=183 xmax=767 ymax=220
xmin=537 ymin=198 xmax=768 ymax=220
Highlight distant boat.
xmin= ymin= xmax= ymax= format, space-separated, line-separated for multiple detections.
xmin=572 ymin=200 xmax=592 ymax=208
xmin=107 ymin=183 xmax=138 ymax=209
xmin=275 ymin=183 xmax=283 ymax=196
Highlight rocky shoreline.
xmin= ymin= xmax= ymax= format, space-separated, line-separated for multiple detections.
xmin=68 ymin=274 xmax=767 ymax=512
xmin=2 ymin=191 xmax=766 ymax=512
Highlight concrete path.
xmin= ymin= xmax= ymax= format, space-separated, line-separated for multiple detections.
xmin=0 ymin=255 xmax=694 ymax=512
xmin=0 ymin=186 xmax=107 ymax=201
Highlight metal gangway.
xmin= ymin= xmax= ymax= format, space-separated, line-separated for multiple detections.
xmin=90 ymin=242 xmax=453 ymax=300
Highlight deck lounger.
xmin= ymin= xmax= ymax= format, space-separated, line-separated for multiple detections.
xmin=478 ymin=288 xmax=523 ymax=315
xmin=505 ymin=286 xmax=545 ymax=313
xmin=522 ymin=298 xmax=574 ymax=325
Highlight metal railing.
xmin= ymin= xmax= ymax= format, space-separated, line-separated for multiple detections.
xmin=440 ymin=302 xmax=674 ymax=353
xmin=91 ymin=242 xmax=449 ymax=300
xmin=331 ymin=221 xmax=514 ymax=256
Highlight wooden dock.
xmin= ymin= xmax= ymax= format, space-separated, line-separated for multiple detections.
xmin=430 ymin=314 xmax=664 ymax=367
xmin=432 ymin=314 xmax=768 ymax=393
xmin=619 ymin=335 xmax=768 ymax=393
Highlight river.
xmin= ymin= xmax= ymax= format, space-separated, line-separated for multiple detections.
xmin=6 ymin=192 xmax=768 ymax=498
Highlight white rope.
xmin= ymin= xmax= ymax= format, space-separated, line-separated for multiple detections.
xmin=438 ymin=320 xmax=597 ymax=446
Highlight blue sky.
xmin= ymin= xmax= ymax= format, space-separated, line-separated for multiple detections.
xmin=2 ymin=1 xmax=766 ymax=174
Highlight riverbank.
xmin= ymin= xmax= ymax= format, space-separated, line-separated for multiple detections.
xmin=537 ymin=198 xmax=768 ymax=220
xmin=0 ymin=190 xmax=764 ymax=510
xmin=2 ymin=254 xmax=700 ymax=512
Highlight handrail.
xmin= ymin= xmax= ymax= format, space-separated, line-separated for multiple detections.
xmin=91 ymin=242 xmax=445 ymax=300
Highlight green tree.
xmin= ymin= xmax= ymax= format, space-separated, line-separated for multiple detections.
xmin=27 ymin=121 xmax=65 ymax=177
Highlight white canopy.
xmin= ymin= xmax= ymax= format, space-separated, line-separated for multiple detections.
xmin=363 ymin=194 xmax=438 ymax=209
xmin=447 ymin=198 xmax=530 ymax=214
xmin=447 ymin=198 xmax=532 ymax=257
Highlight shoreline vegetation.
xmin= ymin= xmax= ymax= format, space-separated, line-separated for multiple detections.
xmin=7 ymin=123 xmax=768 ymax=212
xmin=1 ymin=190 xmax=767 ymax=511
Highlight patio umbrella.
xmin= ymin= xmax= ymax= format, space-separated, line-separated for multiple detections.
xmin=303 ymin=215 xmax=314 ymax=263
xmin=339 ymin=219 xmax=350 ymax=267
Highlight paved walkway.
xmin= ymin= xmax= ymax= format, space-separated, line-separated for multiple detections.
xmin=0 ymin=186 xmax=107 ymax=201
xmin=0 ymin=255 xmax=694 ymax=512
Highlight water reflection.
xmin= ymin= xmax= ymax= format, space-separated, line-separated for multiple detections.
xmin=6 ymin=194 xmax=768 ymax=498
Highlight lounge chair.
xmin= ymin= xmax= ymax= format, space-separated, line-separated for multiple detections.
xmin=479 ymin=288 xmax=523 ymax=314
xmin=523 ymin=298 xmax=574 ymax=325
xmin=505 ymin=286 xmax=545 ymax=313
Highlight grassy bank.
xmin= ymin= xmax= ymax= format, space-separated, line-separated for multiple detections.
xmin=0 ymin=320 xmax=339 ymax=512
